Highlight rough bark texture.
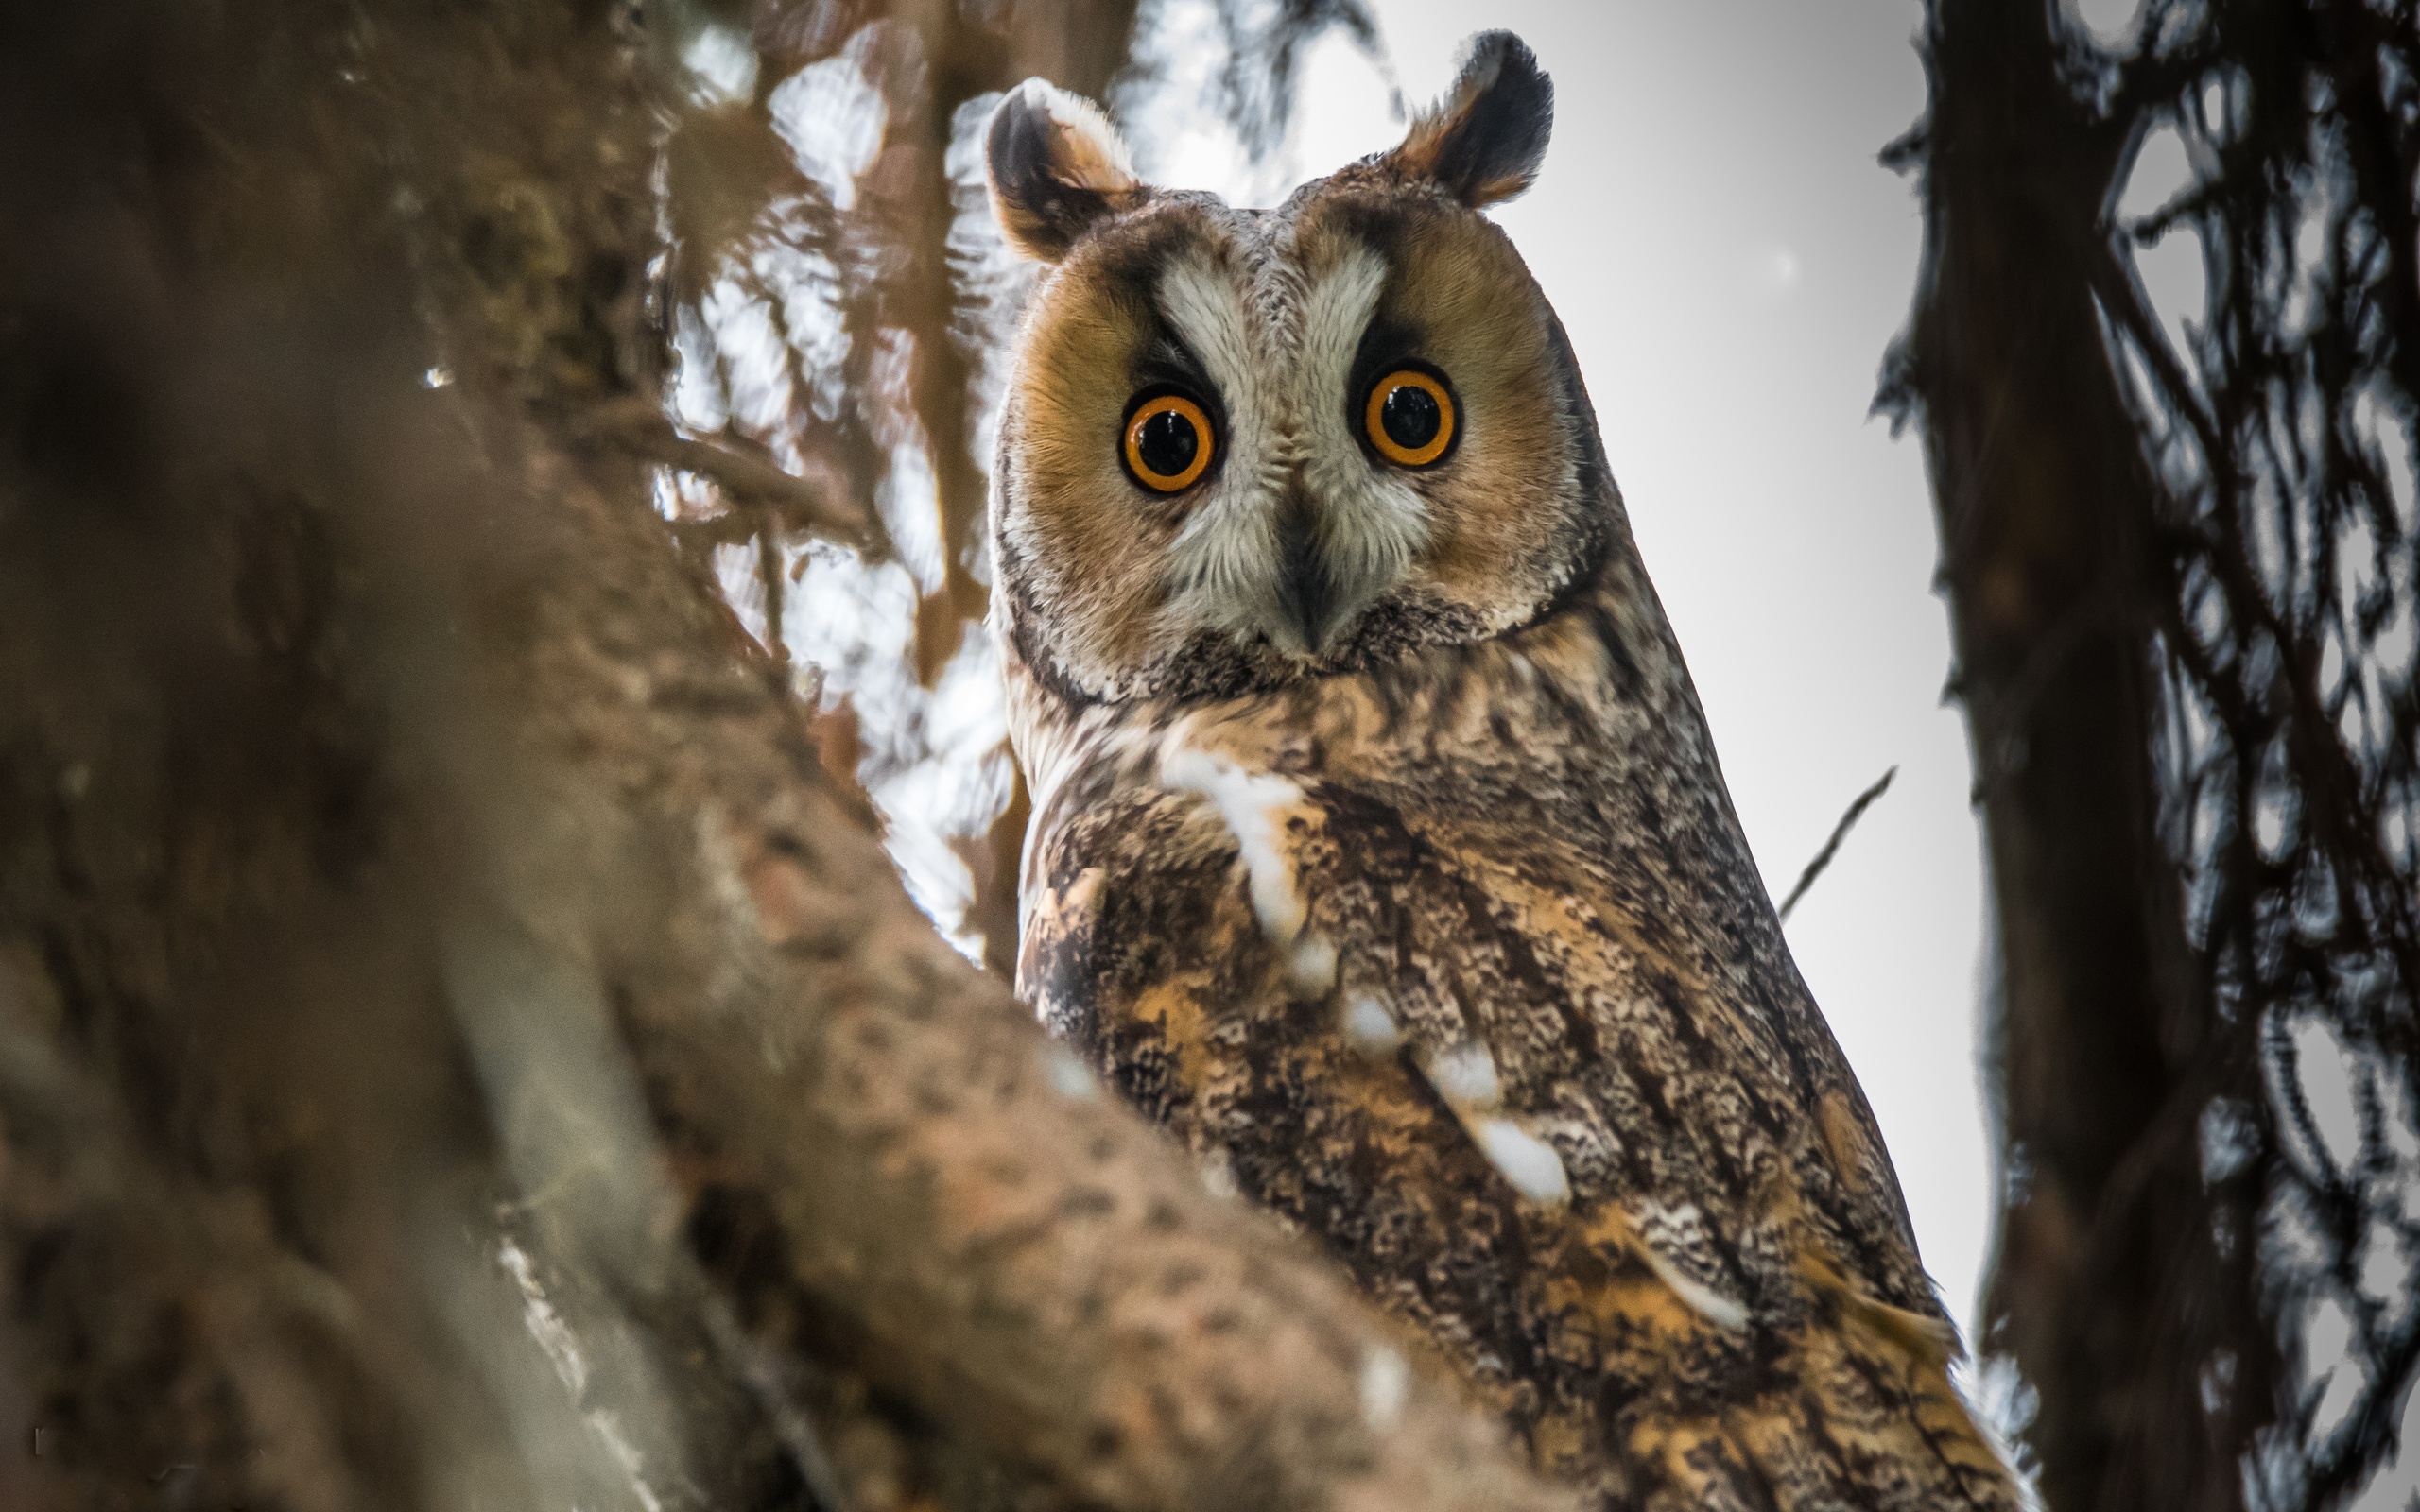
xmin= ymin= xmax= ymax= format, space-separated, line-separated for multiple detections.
xmin=0 ymin=7 xmax=1577 ymax=1510
xmin=1889 ymin=9 xmax=2222 ymax=1511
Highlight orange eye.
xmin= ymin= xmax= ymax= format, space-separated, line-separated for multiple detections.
xmin=1122 ymin=392 xmax=1216 ymax=492
xmin=1363 ymin=368 xmax=1456 ymax=468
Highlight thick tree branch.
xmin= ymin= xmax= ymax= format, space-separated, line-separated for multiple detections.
xmin=0 ymin=7 xmax=1576 ymax=1509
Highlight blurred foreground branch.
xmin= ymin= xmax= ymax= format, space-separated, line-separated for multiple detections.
xmin=0 ymin=7 xmax=1569 ymax=1510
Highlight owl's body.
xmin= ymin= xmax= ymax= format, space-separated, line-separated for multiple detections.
xmin=985 ymin=38 xmax=2019 ymax=1511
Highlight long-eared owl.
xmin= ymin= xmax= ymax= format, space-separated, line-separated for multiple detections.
xmin=982 ymin=32 xmax=2020 ymax=1511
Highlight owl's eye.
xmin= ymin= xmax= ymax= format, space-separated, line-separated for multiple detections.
xmin=1121 ymin=391 xmax=1216 ymax=493
xmin=1363 ymin=368 xmax=1457 ymax=469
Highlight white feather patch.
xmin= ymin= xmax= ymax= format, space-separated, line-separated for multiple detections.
xmin=1288 ymin=932 xmax=1338 ymax=998
xmin=1342 ymin=994 xmax=1403 ymax=1054
xmin=1421 ymin=1040 xmax=1569 ymax=1206
xmin=1159 ymin=745 xmax=1307 ymax=945
xmin=1300 ymin=246 xmax=1428 ymax=621
xmin=1157 ymin=253 xmax=1291 ymax=645
xmin=1640 ymin=1245 xmax=1751 ymax=1331
xmin=1473 ymin=1118 xmax=1571 ymax=1206
xmin=1428 ymin=1040 xmax=1503 ymax=1109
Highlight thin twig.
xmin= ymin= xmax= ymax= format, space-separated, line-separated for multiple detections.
xmin=650 ymin=430 xmax=881 ymax=554
xmin=756 ymin=525 xmax=788 ymax=664
xmin=575 ymin=398 xmax=885 ymax=555
xmin=1776 ymin=767 xmax=1898 ymax=923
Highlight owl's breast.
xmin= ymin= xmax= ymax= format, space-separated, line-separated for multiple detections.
xmin=1003 ymin=603 xmax=2011 ymax=1507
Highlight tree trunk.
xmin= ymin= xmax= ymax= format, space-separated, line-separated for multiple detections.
xmin=1890 ymin=8 xmax=2274 ymax=1510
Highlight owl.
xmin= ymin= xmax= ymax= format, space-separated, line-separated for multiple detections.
xmin=981 ymin=33 xmax=2020 ymax=1512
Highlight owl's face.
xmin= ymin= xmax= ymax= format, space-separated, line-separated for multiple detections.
xmin=986 ymin=34 xmax=1604 ymax=705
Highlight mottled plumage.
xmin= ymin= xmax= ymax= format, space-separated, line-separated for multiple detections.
xmin=984 ymin=36 xmax=2021 ymax=1511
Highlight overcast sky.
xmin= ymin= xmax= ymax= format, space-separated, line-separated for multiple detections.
xmin=1252 ymin=2 xmax=2000 ymax=1339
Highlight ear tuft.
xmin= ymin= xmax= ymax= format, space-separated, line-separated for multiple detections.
xmin=985 ymin=79 xmax=1145 ymax=262
xmin=1384 ymin=31 xmax=1552 ymax=208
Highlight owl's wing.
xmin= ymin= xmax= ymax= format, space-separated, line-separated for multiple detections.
xmin=1019 ymin=748 xmax=2017 ymax=1511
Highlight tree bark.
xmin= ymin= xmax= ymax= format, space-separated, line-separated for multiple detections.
xmin=1892 ymin=8 xmax=2269 ymax=1510
xmin=0 ymin=7 xmax=1572 ymax=1510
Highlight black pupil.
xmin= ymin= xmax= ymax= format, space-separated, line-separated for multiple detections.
xmin=1136 ymin=406 xmax=1200 ymax=478
xmin=1381 ymin=381 xmax=1442 ymax=451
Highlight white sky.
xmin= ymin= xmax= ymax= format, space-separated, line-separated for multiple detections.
xmin=1266 ymin=2 xmax=1998 ymax=1339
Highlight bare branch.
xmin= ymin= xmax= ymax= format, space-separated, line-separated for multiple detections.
xmin=1776 ymin=766 xmax=1897 ymax=923
xmin=581 ymin=398 xmax=889 ymax=556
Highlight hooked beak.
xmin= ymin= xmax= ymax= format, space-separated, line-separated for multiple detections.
xmin=1273 ymin=501 xmax=1339 ymax=658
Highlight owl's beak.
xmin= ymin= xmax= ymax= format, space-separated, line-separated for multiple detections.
xmin=1273 ymin=510 xmax=1339 ymax=658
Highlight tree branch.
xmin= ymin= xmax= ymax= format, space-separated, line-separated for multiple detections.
xmin=0 ymin=7 xmax=1578 ymax=1509
xmin=1775 ymin=767 xmax=1896 ymax=923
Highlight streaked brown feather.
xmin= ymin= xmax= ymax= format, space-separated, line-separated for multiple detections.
xmin=986 ymin=35 xmax=2022 ymax=1511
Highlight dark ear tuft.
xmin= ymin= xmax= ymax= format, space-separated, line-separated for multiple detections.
xmin=1383 ymin=31 xmax=1553 ymax=207
xmin=985 ymin=79 xmax=1145 ymax=262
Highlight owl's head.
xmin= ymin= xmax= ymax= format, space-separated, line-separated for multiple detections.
xmin=986 ymin=32 xmax=1610 ymax=706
